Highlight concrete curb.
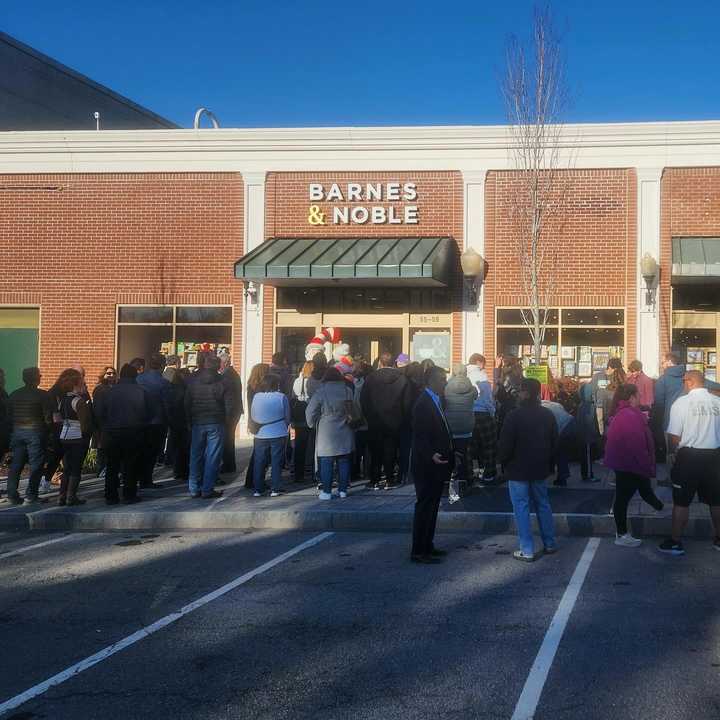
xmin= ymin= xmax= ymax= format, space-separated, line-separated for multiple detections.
xmin=0 ymin=508 xmax=714 ymax=538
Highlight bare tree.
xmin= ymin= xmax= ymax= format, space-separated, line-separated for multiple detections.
xmin=502 ymin=4 xmax=570 ymax=365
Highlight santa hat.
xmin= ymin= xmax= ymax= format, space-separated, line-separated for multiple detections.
xmin=306 ymin=328 xmax=334 ymax=361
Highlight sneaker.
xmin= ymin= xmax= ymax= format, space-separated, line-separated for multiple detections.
xmin=713 ymin=538 xmax=720 ymax=552
xmin=318 ymin=491 xmax=332 ymax=500
xmin=339 ymin=491 xmax=348 ymax=499
xmin=615 ymin=534 xmax=642 ymax=548
xmin=190 ymin=492 xmax=201 ymax=499
xmin=270 ymin=491 xmax=283 ymax=498
xmin=658 ymin=538 xmax=685 ymax=556
xmin=543 ymin=546 xmax=558 ymax=555
xmin=252 ymin=491 xmax=262 ymax=498
xmin=39 ymin=478 xmax=53 ymax=494
xmin=513 ymin=550 xmax=535 ymax=562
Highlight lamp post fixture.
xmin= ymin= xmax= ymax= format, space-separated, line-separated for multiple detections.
xmin=460 ymin=248 xmax=487 ymax=310
xmin=640 ymin=252 xmax=659 ymax=307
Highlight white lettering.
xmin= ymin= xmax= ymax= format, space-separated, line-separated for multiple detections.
xmin=386 ymin=182 xmax=401 ymax=201
xmin=309 ymin=183 xmax=324 ymax=201
xmin=332 ymin=207 xmax=350 ymax=224
xmin=347 ymin=183 xmax=362 ymax=201
xmin=387 ymin=205 xmax=402 ymax=224
xmin=371 ymin=207 xmax=387 ymax=224
xmin=366 ymin=183 xmax=382 ymax=201
xmin=403 ymin=182 xmax=417 ymax=201
xmin=326 ymin=183 xmax=343 ymax=201
xmin=404 ymin=206 xmax=419 ymax=224
xmin=351 ymin=206 xmax=369 ymax=224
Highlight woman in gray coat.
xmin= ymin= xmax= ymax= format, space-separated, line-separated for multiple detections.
xmin=306 ymin=367 xmax=358 ymax=500
xmin=444 ymin=364 xmax=478 ymax=491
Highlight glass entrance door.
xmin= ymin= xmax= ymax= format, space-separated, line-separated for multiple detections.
xmin=342 ymin=329 xmax=403 ymax=365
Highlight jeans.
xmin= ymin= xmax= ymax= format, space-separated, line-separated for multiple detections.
xmin=508 ymin=480 xmax=556 ymax=556
xmin=253 ymin=436 xmax=286 ymax=493
xmin=189 ymin=423 xmax=225 ymax=496
xmin=7 ymin=428 xmax=46 ymax=499
xmin=319 ymin=455 xmax=351 ymax=494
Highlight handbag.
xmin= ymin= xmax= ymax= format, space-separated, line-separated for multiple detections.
xmin=344 ymin=387 xmax=364 ymax=430
xmin=290 ymin=378 xmax=308 ymax=426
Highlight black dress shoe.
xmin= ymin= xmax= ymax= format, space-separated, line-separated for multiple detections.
xmin=430 ymin=548 xmax=448 ymax=557
xmin=411 ymin=554 xmax=443 ymax=564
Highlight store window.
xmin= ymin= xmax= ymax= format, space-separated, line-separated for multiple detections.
xmin=276 ymin=287 xmax=451 ymax=314
xmin=117 ymin=305 xmax=233 ymax=368
xmin=276 ymin=327 xmax=315 ymax=374
xmin=0 ymin=307 xmax=40 ymax=392
xmin=496 ymin=307 xmax=625 ymax=379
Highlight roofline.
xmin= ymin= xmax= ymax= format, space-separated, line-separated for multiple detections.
xmin=0 ymin=30 xmax=179 ymax=129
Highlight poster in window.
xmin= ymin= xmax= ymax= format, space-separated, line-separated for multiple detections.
xmin=548 ymin=355 xmax=559 ymax=371
xmin=592 ymin=351 xmax=610 ymax=372
xmin=540 ymin=345 xmax=549 ymax=359
xmin=579 ymin=346 xmax=592 ymax=363
xmin=562 ymin=360 xmax=577 ymax=377
xmin=411 ymin=332 xmax=451 ymax=370
xmin=186 ymin=351 xmax=198 ymax=367
xmin=561 ymin=346 xmax=576 ymax=360
xmin=708 ymin=352 xmax=717 ymax=366
xmin=687 ymin=349 xmax=704 ymax=363
xmin=706 ymin=369 xmax=717 ymax=382
xmin=578 ymin=361 xmax=592 ymax=377
xmin=548 ymin=345 xmax=558 ymax=355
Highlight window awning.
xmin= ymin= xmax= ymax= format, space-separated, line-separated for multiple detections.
xmin=234 ymin=237 xmax=458 ymax=287
xmin=672 ymin=237 xmax=720 ymax=284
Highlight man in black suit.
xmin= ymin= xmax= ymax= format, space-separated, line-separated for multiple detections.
xmin=410 ymin=365 xmax=455 ymax=564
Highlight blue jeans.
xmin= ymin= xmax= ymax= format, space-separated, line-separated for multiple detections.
xmin=508 ymin=480 xmax=556 ymax=556
xmin=319 ymin=455 xmax=351 ymax=494
xmin=189 ymin=423 xmax=224 ymax=496
xmin=7 ymin=428 xmax=46 ymax=499
xmin=253 ymin=437 xmax=286 ymax=493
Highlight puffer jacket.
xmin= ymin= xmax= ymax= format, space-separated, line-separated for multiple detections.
xmin=443 ymin=375 xmax=478 ymax=437
xmin=7 ymin=386 xmax=50 ymax=431
xmin=184 ymin=369 xmax=233 ymax=426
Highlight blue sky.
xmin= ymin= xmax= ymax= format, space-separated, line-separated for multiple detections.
xmin=2 ymin=0 xmax=718 ymax=128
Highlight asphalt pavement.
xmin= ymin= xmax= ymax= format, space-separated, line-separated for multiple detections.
xmin=1 ymin=528 xmax=719 ymax=719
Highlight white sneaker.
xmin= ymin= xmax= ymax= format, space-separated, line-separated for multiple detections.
xmin=270 ymin=491 xmax=282 ymax=498
xmin=39 ymin=479 xmax=53 ymax=494
xmin=339 ymin=491 xmax=348 ymax=499
xmin=252 ymin=491 xmax=262 ymax=498
xmin=318 ymin=491 xmax=332 ymax=500
xmin=615 ymin=534 xmax=642 ymax=548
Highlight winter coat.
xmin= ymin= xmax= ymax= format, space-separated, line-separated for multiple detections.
xmin=498 ymin=400 xmax=558 ymax=482
xmin=184 ymin=369 xmax=233 ymax=427
xmin=136 ymin=369 xmax=173 ymax=425
xmin=360 ymin=367 xmax=411 ymax=435
xmin=604 ymin=401 xmax=656 ymax=479
xmin=250 ymin=392 xmax=290 ymax=439
xmin=221 ymin=365 xmax=244 ymax=422
xmin=352 ymin=377 xmax=368 ymax=431
xmin=306 ymin=380 xmax=357 ymax=457
xmin=7 ymin=386 xmax=51 ymax=431
xmin=541 ymin=400 xmax=574 ymax=435
xmin=443 ymin=375 xmax=478 ymax=437
xmin=627 ymin=371 xmax=654 ymax=409
xmin=95 ymin=378 xmax=152 ymax=431
xmin=654 ymin=365 xmax=685 ymax=431
xmin=576 ymin=382 xmax=601 ymax=444
xmin=466 ymin=365 xmax=494 ymax=415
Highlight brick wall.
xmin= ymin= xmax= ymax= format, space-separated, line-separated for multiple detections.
xmin=263 ymin=171 xmax=465 ymax=363
xmin=0 ymin=173 xmax=243 ymax=385
xmin=659 ymin=167 xmax=720 ymax=354
xmin=483 ymin=168 xmax=637 ymax=362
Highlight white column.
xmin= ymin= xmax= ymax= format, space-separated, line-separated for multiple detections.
xmin=462 ymin=170 xmax=487 ymax=361
xmin=240 ymin=172 xmax=266 ymax=432
xmin=636 ymin=168 xmax=662 ymax=377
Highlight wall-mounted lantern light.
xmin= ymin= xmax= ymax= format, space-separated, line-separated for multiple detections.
xmin=460 ymin=247 xmax=487 ymax=309
xmin=640 ymin=252 xmax=659 ymax=307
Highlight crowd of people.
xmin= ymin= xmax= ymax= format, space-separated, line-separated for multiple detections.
xmin=2 ymin=345 xmax=719 ymax=564
xmin=0 ymin=350 xmax=244 ymax=506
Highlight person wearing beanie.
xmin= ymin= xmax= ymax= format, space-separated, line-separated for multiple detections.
xmin=396 ymin=353 xmax=410 ymax=369
xmin=444 ymin=363 xmax=478 ymax=498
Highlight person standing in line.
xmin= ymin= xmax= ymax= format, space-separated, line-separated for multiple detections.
xmin=493 ymin=355 xmax=523 ymax=438
xmin=498 ymin=378 xmax=558 ymax=562
xmin=4 ymin=367 xmax=51 ymax=505
xmin=244 ymin=363 xmax=270 ymax=489
xmin=168 ymin=368 xmax=191 ymax=482
xmin=396 ymin=355 xmax=413 ymax=485
xmin=56 ymin=369 xmax=93 ymax=506
xmin=360 ymin=351 xmax=411 ymax=490
xmin=161 ymin=355 xmax=181 ymax=468
xmin=444 ymin=363 xmax=478 ymax=499
xmin=269 ymin=352 xmax=293 ymax=398
xmin=162 ymin=355 xmax=180 ymax=383
xmin=658 ymin=371 xmax=720 ymax=555
xmin=576 ymin=380 xmax=601 ymax=482
xmin=0 ymin=368 xmax=9 ymax=463
xmin=184 ymin=355 xmax=232 ymax=500
xmin=94 ymin=364 xmax=152 ymax=505
xmin=306 ymin=366 xmax=358 ymax=500
xmin=653 ymin=352 xmax=687 ymax=462
xmin=351 ymin=362 xmax=372 ymax=481
xmin=129 ymin=357 xmax=146 ymax=375
xmin=604 ymin=384 xmax=664 ymax=547
xmin=541 ymin=397 xmax=575 ymax=487
xmin=466 ymin=353 xmax=497 ymax=484
xmin=410 ymin=365 xmax=454 ymax=564
xmin=291 ymin=361 xmax=313 ymax=483
xmin=626 ymin=360 xmax=654 ymax=412
xmin=219 ymin=352 xmax=244 ymax=476
xmin=250 ymin=374 xmax=290 ymax=497
xmin=136 ymin=352 xmax=172 ymax=489
xmin=590 ymin=357 xmax=626 ymax=435
xmin=91 ymin=366 xmax=117 ymax=479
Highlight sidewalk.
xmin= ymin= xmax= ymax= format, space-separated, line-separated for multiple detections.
xmin=0 ymin=441 xmax=715 ymax=538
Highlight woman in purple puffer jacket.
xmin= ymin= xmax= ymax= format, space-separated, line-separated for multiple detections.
xmin=605 ymin=384 xmax=664 ymax=547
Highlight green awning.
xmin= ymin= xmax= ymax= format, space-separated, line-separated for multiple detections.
xmin=234 ymin=237 xmax=458 ymax=287
xmin=672 ymin=237 xmax=720 ymax=284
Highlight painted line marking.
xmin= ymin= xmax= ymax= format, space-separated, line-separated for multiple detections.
xmin=0 ymin=531 xmax=333 ymax=716
xmin=0 ymin=534 xmax=75 ymax=560
xmin=511 ymin=537 xmax=601 ymax=720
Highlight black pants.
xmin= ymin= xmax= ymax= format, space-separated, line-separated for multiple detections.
xmin=170 ymin=425 xmax=190 ymax=480
xmin=411 ymin=468 xmax=447 ymax=556
xmin=43 ymin=430 xmax=64 ymax=481
xmin=105 ymin=428 xmax=145 ymax=501
xmin=222 ymin=418 xmax=239 ymax=473
xmin=353 ymin=429 xmax=370 ymax=480
xmin=293 ymin=426 xmax=311 ymax=482
xmin=613 ymin=470 xmax=663 ymax=535
xmin=139 ymin=424 xmax=166 ymax=486
xmin=59 ymin=440 xmax=89 ymax=501
xmin=452 ymin=437 xmax=471 ymax=483
xmin=369 ymin=427 xmax=398 ymax=484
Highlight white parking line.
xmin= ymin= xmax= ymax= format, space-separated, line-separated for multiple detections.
xmin=511 ymin=537 xmax=601 ymax=720
xmin=0 ymin=534 xmax=74 ymax=560
xmin=0 ymin=531 xmax=333 ymax=716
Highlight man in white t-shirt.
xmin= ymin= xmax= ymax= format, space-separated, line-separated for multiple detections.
xmin=659 ymin=370 xmax=720 ymax=556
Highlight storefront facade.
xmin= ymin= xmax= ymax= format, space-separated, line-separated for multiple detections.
xmin=2 ymin=123 xmax=720 ymax=392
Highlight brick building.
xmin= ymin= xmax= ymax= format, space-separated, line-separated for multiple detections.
xmin=2 ymin=123 xmax=720 ymax=398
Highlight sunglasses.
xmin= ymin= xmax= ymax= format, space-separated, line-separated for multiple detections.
xmin=105 ymin=371 xmax=116 ymax=376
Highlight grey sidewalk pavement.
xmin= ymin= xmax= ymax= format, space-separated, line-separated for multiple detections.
xmin=0 ymin=440 xmax=716 ymax=538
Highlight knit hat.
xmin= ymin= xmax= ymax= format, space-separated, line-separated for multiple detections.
xmin=396 ymin=353 xmax=410 ymax=367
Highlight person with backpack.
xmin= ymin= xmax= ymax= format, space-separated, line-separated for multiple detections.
xmin=291 ymin=361 xmax=313 ymax=483
xmin=444 ymin=363 xmax=478 ymax=498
